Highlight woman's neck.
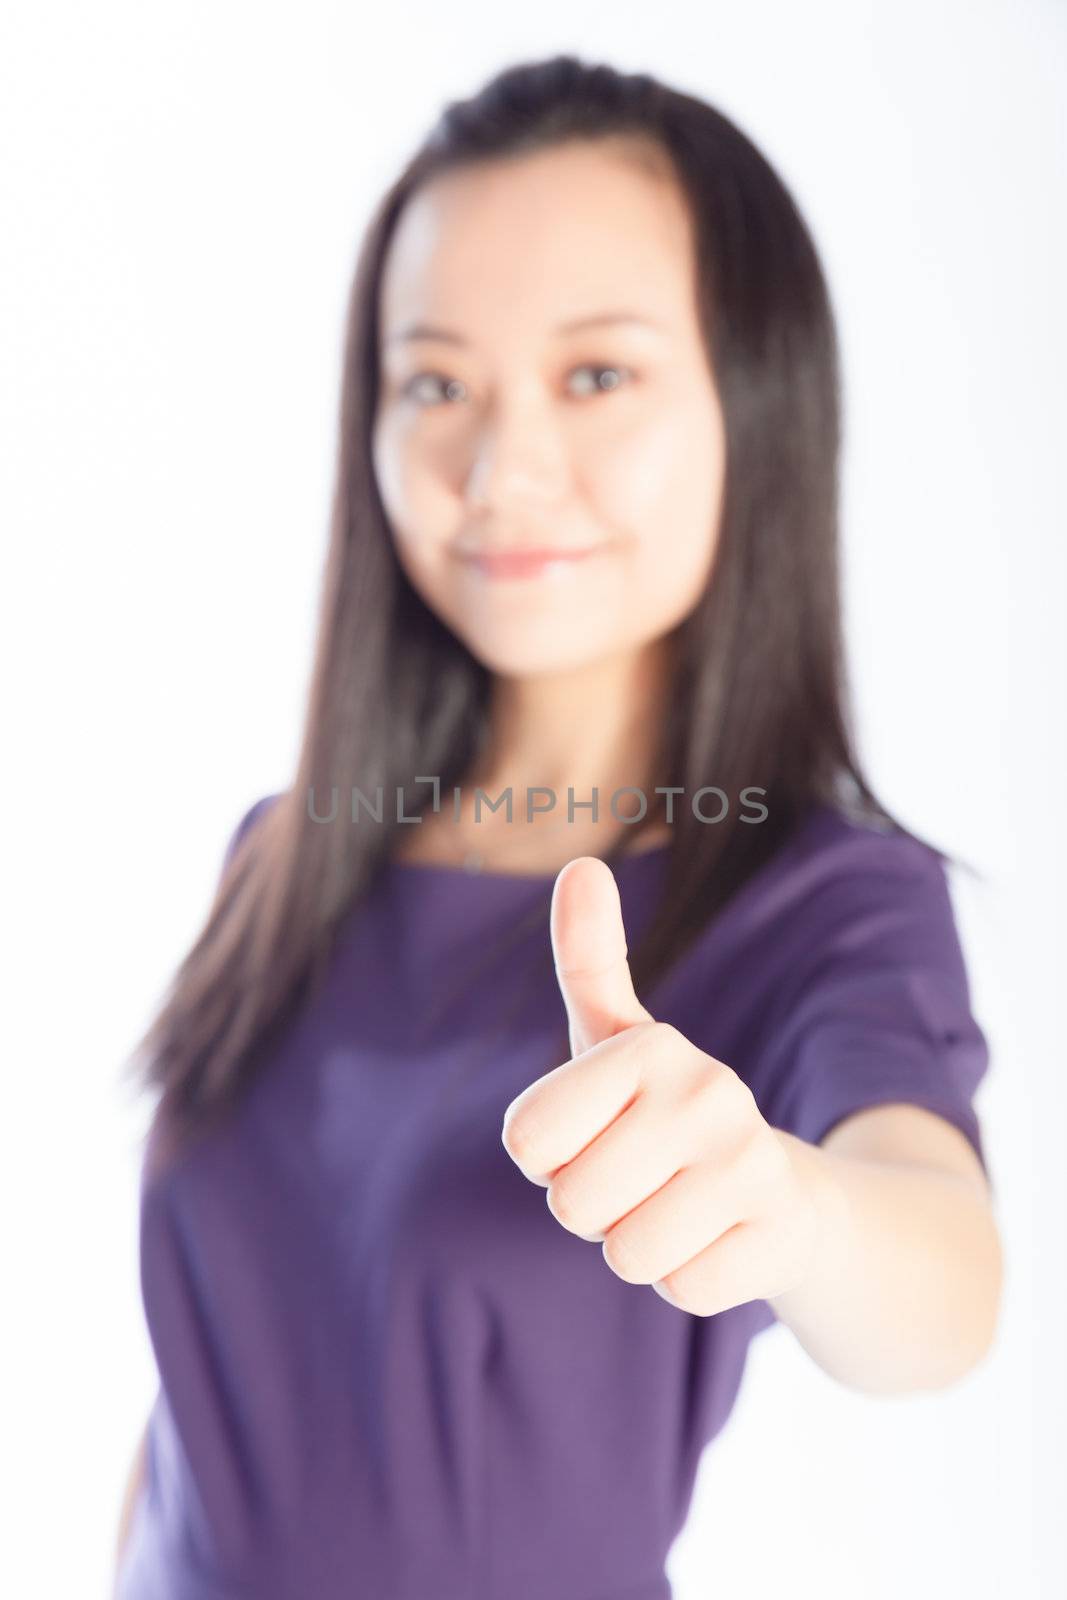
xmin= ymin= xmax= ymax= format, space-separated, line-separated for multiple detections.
xmin=395 ymin=639 xmax=675 ymax=872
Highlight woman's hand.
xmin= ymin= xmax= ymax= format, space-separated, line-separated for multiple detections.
xmin=501 ymin=855 xmax=828 ymax=1316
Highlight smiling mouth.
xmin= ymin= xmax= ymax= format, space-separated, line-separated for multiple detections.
xmin=458 ymin=546 xmax=602 ymax=581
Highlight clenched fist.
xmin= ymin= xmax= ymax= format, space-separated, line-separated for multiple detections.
xmin=501 ymin=855 xmax=825 ymax=1317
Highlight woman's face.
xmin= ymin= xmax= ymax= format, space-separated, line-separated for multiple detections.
xmin=372 ymin=136 xmax=726 ymax=678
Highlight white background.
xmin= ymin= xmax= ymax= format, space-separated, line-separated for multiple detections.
xmin=3 ymin=2 xmax=1064 ymax=1596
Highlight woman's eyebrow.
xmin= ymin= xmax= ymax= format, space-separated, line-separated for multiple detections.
xmin=384 ymin=311 xmax=667 ymax=347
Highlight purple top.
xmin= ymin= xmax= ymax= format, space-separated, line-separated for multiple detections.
xmin=117 ymin=798 xmax=990 ymax=1600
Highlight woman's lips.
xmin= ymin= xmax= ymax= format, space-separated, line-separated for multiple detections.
xmin=461 ymin=546 xmax=600 ymax=581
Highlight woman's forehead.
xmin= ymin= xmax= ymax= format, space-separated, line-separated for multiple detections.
xmin=379 ymin=143 xmax=695 ymax=343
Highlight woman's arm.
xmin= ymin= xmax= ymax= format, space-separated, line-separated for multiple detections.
xmin=768 ymin=1103 xmax=1002 ymax=1394
xmin=509 ymin=860 xmax=1001 ymax=1396
xmin=112 ymin=1417 xmax=149 ymax=1592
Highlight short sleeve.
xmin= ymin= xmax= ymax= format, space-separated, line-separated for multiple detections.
xmin=755 ymin=835 xmax=993 ymax=1190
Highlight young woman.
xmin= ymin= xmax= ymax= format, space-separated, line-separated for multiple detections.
xmin=114 ymin=54 xmax=1002 ymax=1600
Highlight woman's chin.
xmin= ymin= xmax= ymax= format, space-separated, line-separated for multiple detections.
xmin=459 ymin=630 xmax=618 ymax=680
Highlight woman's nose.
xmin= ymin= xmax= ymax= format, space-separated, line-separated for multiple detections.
xmin=463 ymin=389 xmax=570 ymax=516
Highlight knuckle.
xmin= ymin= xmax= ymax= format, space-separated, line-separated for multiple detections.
xmin=687 ymin=1066 xmax=731 ymax=1120
xmin=669 ymin=1266 xmax=722 ymax=1317
xmin=546 ymin=1174 xmax=585 ymax=1234
xmin=724 ymin=1069 xmax=758 ymax=1117
xmin=648 ymin=1020 xmax=684 ymax=1054
xmin=658 ymin=1268 xmax=695 ymax=1313
xmin=602 ymin=1228 xmax=646 ymax=1283
xmin=695 ymin=1067 xmax=758 ymax=1132
xmin=503 ymin=1113 xmax=540 ymax=1167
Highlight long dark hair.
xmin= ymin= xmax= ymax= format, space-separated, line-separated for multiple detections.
xmin=125 ymin=53 xmax=963 ymax=1141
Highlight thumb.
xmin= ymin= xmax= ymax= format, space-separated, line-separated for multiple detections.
xmin=550 ymin=856 xmax=655 ymax=1058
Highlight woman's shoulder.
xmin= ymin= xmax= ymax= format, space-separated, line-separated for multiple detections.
xmin=767 ymin=798 xmax=950 ymax=899
xmin=714 ymin=797 xmax=958 ymax=964
xmin=734 ymin=799 xmax=974 ymax=1022
xmin=218 ymin=788 xmax=287 ymax=873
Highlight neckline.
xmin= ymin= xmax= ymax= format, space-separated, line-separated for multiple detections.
xmin=384 ymin=837 xmax=672 ymax=887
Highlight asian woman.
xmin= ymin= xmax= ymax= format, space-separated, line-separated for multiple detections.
xmin=114 ymin=53 xmax=1002 ymax=1600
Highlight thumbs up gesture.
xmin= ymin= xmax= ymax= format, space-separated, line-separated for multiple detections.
xmin=501 ymin=857 xmax=826 ymax=1316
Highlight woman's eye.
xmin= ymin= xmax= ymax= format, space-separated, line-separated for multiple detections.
xmin=566 ymin=363 xmax=632 ymax=397
xmin=401 ymin=372 xmax=468 ymax=407
xmin=397 ymin=363 xmax=633 ymax=407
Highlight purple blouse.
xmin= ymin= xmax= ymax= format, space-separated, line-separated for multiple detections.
xmin=116 ymin=797 xmax=990 ymax=1600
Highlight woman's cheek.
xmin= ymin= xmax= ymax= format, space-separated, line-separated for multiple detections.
xmin=593 ymin=409 xmax=723 ymax=611
xmin=374 ymin=430 xmax=450 ymax=568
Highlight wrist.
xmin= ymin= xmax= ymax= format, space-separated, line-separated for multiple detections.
xmin=767 ymin=1128 xmax=854 ymax=1318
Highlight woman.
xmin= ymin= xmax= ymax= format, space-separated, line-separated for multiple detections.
xmin=114 ymin=54 xmax=1002 ymax=1600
